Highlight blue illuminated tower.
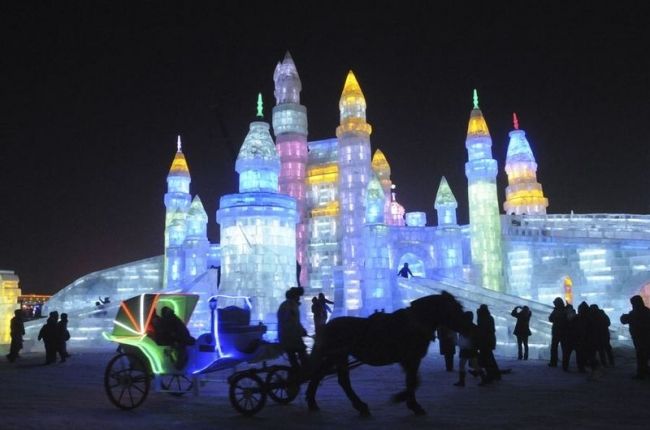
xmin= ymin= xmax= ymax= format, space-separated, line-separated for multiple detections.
xmin=336 ymin=71 xmax=373 ymax=313
xmin=464 ymin=90 xmax=504 ymax=291
xmin=272 ymin=52 xmax=309 ymax=287
xmin=217 ymin=98 xmax=298 ymax=322
xmin=164 ymin=136 xmax=192 ymax=289
xmin=503 ymin=113 xmax=549 ymax=215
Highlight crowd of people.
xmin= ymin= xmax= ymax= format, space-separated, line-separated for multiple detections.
xmin=6 ymin=284 xmax=649 ymax=383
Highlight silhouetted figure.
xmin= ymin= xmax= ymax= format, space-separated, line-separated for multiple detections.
xmin=296 ymin=260 xmax=302 ymax=288
xmin=620 ymin=295 xmax=650 ymax=379
xmin=437 ymin=325 xmax=457 ymax=371
xmin=158 ymin=306 xmax=195 ymax=370
xmin=278 ymin=287 xmax=308 ymax=370
xmin=6 ymin=310 xmax=25 ymax=362
xmin=591 ymin=304 xmax=614 ymax=367
xmin=548 ymin=297 xmax=567 ymax=367
xmin=57 ymin=313 xmax=71 ymax=362
xmin=574 ymin=301 xmax=600 ymax=375
xmin=38 ymin=312 xmax=59 ymax=364
xmin=397 ymin=263 xmax=413 ymax=278
xmin=511 ymin=305 xmax=532 ymax=360
xmin=561 ymin=304 xmax=578 ymax=371
xmin=454 ymin=311 xmax=486 ymax=387
xmin=477 ymin=304 xmax=500 ymax=383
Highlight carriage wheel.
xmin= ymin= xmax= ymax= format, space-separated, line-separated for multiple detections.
xmin=104 ymin=352 xmax=151 ymax=410
xmin=160 ymin=375 xmax=194 ymax=397
xmin=265 ymin=366 xmax=299 ymax=404
xmin=228 ymin=372 xmax=267 ymax=416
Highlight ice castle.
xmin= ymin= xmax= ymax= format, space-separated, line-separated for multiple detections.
xmin=22 ymin=52 xmax=650 ymax=356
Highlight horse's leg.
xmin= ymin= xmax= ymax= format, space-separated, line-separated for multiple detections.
xmin=336 ymin=358 xmax=370 ymax=416
xmin=403 ymin=359 xmax=425 ymax=415
xmin=305 ymin=368 xmax=326 ymax=411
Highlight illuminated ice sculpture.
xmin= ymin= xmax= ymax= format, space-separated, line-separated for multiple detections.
xmin=217 ymin=99 xmax=298 ymax=323
xmin=503 ymin=113 xmax=549 ymax=215
xmin=336 ymin=71 xmax=373 ymax=313
xmin=465 ymin=90 xmax=504 ymax=292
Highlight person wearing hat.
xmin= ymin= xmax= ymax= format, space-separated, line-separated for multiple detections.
xmin=277 ymin=287 xmax=308 ymax=370
xmin=548 ymin=297 xmax=567 ymax=367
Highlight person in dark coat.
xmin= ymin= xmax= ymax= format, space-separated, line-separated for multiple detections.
xmin=437 ymin=325 xmax=457 ymax=371
xmin=38 ymin=312 xmax=59 ymax=365
xmin=476 ymin=304 xmax=500 ymax=383
xmin=575 ymin=301 xmax=600 ymax=375
xmin=278 ymin=288 xmax=308 ymax=370
xmin=561 ymin=304 xmax=578 ymax=371
xmin=620 ymin=295 xmax=650 ymax=379
xmin=158 ymin=306 xmax=195 ymax=370
xmin=548 ymin=297 xmax=567 ymax=367
xmin=591 ymin=304 xmax=614 ymax=367
xmin=397 ymin=263 xmax=414 ymax=278
xmin=6 ymin=310 xmax=25 ymax=363
xmin=511 ymin=305 xmax=532 ymax=360
xmin=453 ymin=311 xmax=486 ymax=387
xmin=57 ymin=313 xmax=71 ymax=362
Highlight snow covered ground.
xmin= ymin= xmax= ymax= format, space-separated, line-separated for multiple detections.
xmin=0 ymin=344 xmax=647 ymax=430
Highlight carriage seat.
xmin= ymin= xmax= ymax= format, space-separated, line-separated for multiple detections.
xmin=218 ymin=306 xmax=251 ymax=328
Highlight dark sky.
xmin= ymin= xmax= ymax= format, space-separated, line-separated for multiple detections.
xmin=3 ymin=2 xmax=649 ymax=295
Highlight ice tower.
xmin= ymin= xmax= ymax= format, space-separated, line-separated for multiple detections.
xmin=371 ymin=149 xmax=393 ymax=224
xmin=336 ymin=71 xmax=373 ymax=313
xmin=503 ymin=113 xmax=549 ymax=215
xmin=272 ymin=52 xmax=309 ymax=287
xmin=434 ymin=177 xmax=463 ymax=272
xmin=183 ymin=196 xmax=210 ymax=280
xmin=464 ymin=90 xmax=504 ymax=291
xmin=363 ymin=175 xmax=392 ymax=312
xmin=164 ymin=136 xmax=192 ymax=289
xmin=217 ymin=98 xmax=298 ymax=322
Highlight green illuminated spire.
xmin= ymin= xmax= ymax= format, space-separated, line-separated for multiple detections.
xmin=473 ymin=89 xmax=479 ymax=109
xmin=434 ymin=176 xmax=457 ymax=208
xmin=256 ymin=93 xmax=264 ymax=118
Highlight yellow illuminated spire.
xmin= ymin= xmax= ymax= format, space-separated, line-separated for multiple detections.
xmin=371 ymin=149 xmax=390 ymax=175
xmin=467 ymin=89 xmax=490 ymax=136
xmin=169 ymin=135 xmax=190 ymax=177
xmin=337 ymin=70 xmax=372 ymax=135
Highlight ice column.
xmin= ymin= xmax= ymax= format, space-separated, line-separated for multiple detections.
xmin=217 ymin=100 xmax=297 ymax=323
xmin=336 ymin=71 xmax=373 ymax=313
xmin=464 ymin=90 xmax=504 ymax=291
xmin=272 ymin=52 xmax=309 ymax=287
xmin=164 ymin=136 xmax=191 ymax=289
xmin=503 ymin=113 xmax=549 ymax=215
xmin=0 ymin=271 xmax=20 ymax=344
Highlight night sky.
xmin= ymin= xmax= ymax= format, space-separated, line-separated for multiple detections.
xmin=3 ymin=2 xmax=649 ymax=295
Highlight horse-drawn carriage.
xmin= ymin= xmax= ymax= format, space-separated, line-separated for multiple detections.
xmin=103 ymin=293 xmax=299 ymax=416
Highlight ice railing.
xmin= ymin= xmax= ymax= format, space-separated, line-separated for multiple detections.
xmin=503 ymin=214 xmax=650 ymax=241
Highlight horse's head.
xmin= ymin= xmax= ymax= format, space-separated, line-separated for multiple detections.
xmin=410 ymin=291 xmax=469 ymax=334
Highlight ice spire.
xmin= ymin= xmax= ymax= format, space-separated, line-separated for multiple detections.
xmin=371 ymin=149 xmax=392 ymax=194
xmin=464 ymin=90 xmax=503 ymax=292
xmin=338 ymin=71 xmax=371 ymax=129
xmin=434 ymin=177 xmax=458 ymax=226
xmin=503 ymin=114 xmax=549 ymax=215
xmin=236 ymin=98 xmax=280 ymax=193
xmin=169 ymin=135 xmax=190 ymax=178
xmin=273 ymin=51 xmax=302 ymax=105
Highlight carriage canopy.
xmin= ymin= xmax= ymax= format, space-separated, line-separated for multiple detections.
xmin=111 ymin=293 xmax=199 ymax=337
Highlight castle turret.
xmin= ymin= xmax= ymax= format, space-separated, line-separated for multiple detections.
xmin=272 ymin=52 xmax=309 ymax=287
xmin=464 ymin=90 xmax=504 ymax=291
xmin=503 ymin=113 xmax=549 ymax=215
xmin=183 ymin=195 xmax=210 ymax=280
xmin=164 ymin=136 xmax=192 ymax=289
xmin=217 ymin=97 xmax=297 ymax=323
xmin=434 ymin=177 xmax=463 ymax=272
xmin=371 ymin=149 xmax=395 ymax=225
xmin=435 ymin=176 xmax=458 ymax=226
xmin=365 ymin=174 xmax=385 ymax=225
xmin=336 ymin=71 xmax=373 ymax=313
xmin=388 ymin=185 xmax=406 ymax=226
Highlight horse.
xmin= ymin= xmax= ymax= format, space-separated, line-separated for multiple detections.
xmin=304 ymin=291 xmax=468 ymax=416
